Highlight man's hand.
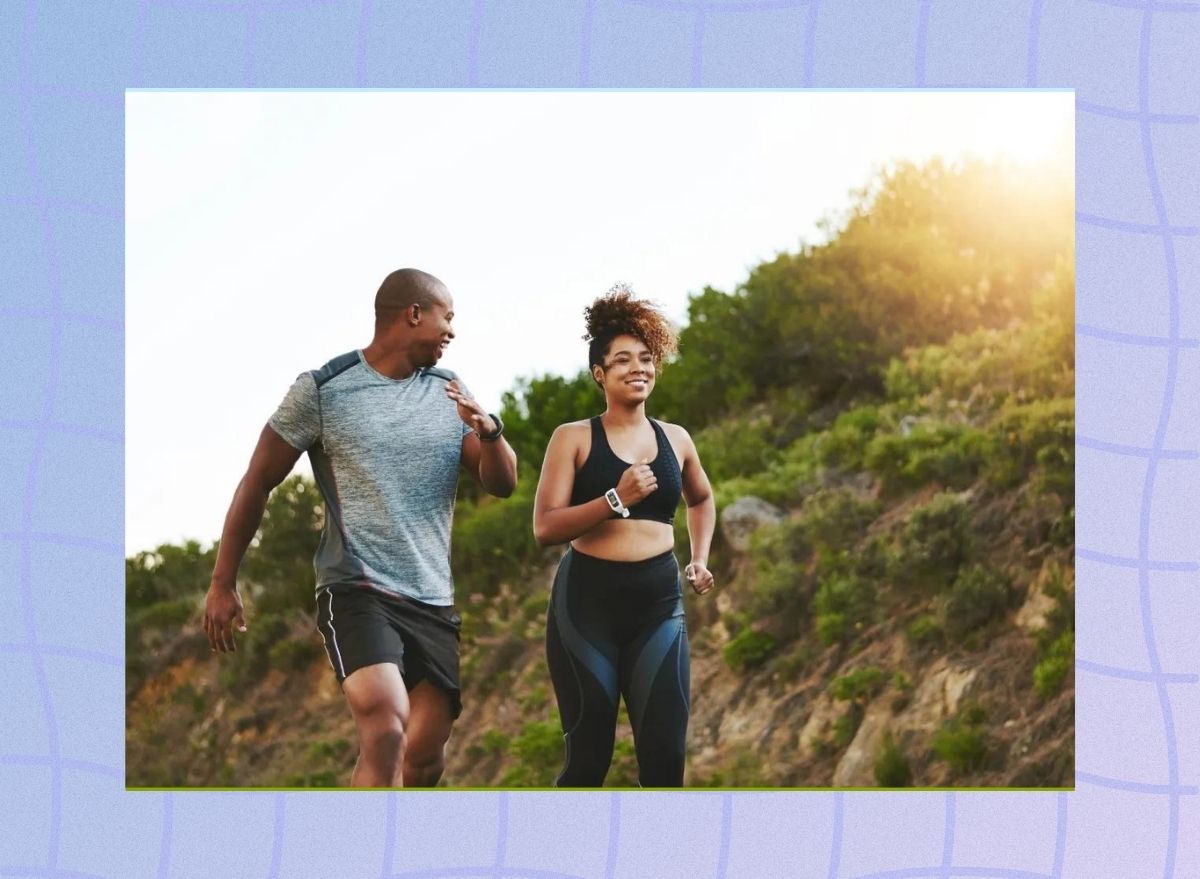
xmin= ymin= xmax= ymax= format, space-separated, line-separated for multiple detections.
xmin=445 ymin=379 xmax=497 ymax=436
xmin=203 ymin=582 xmax=247 ymax=653
xmin=684 ymin=561 xmax=715 ymax=595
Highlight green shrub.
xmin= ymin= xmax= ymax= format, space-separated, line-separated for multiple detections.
xmin=1034 ymin=630 xmax=1074 ymax=699
xmin=815 ymin=406 xmax=882 ymax=471
xmin=932 ymin=708 xmax=988 ymax=774
xmin=813 ymin=572 xmax=877 ymax=644
xmin=832 ymin=711 xmax=861 ymax=748
xmin=830 ymin=666 xmax=886 ymax=703
xmin=694 ymin=413 xmax=784 ymax=482
xmin=874 ymin=733 xmax=913 ymax=787
xmin=499 ymin=719 xmax=564 ymax=788
xmin=451 ymin=469 xmax=543 ymax=597
xmin=723 ymin=628 xmax=777 ymax=671
xmin=268 ymin=636 xmax=322 ymax=671
xmin=865 ymin=424 xmax=990 ymax=495
xmin=985 ymin=398 xmax=1074 ymax=495
xmin=606 ymin=739 xmax=640 ymax=787
xmin=939 ymin=565 xmax=1012 ymax=641
xmin=131 ymin=596 xmax=199 ymax=630
xmin=906 ymin=614 xmax=943 ymax=646
xmin=900 ymin=492 xmax=974 ymax=590
xmin=800 ymin=489 xmax=881 ymax=552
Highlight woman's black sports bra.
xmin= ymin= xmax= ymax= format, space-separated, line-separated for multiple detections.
xmin=569 ymin=416 xmax=683 ymax=525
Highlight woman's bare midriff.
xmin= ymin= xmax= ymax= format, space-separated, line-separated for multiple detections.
xmin=570 ymin=518 xmax=675 ymax=562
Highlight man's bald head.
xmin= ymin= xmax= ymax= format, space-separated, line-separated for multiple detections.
xmin=374 ymin=268 xmax=450 ymax=320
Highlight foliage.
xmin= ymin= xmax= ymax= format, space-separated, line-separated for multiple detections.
xmin=874 ymin=732 xmax=913 ymax=787
xmin=830 ymin=666 xmax=886 ymax=703
xmin=905 ymin=613 xmax=943 ymax=647
xmin=932 ymin=705 xmax=989 ymax=774
xmin=939 ymin=565 xmax=1012 ymax=642
xmin=241 ymin=475 xmax=323 ymax=614
xmin=450 ymin=465 xmax=545 ymax=597
xmin=127 ymin=540 xmax=216 ymax=608
xmin=722 ymin=628 xmax=777 ymax=671
xmin=800 ymin=489 xmax=881 ymax=553
xmin=1033 ymin=565 xmax=1074 ymax=698
xmin=899 ymin=492 xmax=974 ymax=591
xmin=267 ymin=636 xmax=323 ymax=671
xmin=693 ymin=412 xmax=785 ymax=483
xmin=864 ymin=423 xmax=991 ymax=496
xmin=498 ymin=371 xmax=601 ymax=471
xmin=986 ymin=398 xmax=1075 ymax=497
xmin=498 ymin=718 xmax=565 ymax=787
xmin=1034 ymin=631 xmax=1074 ymax=699
xmin=813 ymin=572 xmax=877 ymax=644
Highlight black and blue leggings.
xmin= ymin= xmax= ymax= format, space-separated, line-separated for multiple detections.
xmin=545 ymin=547 xmax=691 ymax=787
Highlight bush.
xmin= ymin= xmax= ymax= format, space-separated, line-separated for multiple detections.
xmin=939 ymin=565 xmax=1012 ymax=641
xmin=723 ymin=628 xmax=777 ymax=671
xmin=830 ymin=666 xmax=886 ymax=703
xmin=1034 ymin=630 xmax=1074 ymax=699
xmin=899 ymin=492 xmax=974 ymax=591
xmin=986 ymin=398 xmax=1074 ymax=495
xmin=932 ymin=711 xmax=988 ymax=775
xmin=864 ymin=424 xmax=991 ymax=495
xmin=498 ymin=719 xmax=564 ymax=788
xmin=451 ymin=468 xmax=544 ymax=597
xmin=800 ymin=489 xmax=881 ymax=553
xmin=813 ymin=572 xmax=877 ymax=644
xmin=694 ymin=412 xmax=784 ymax=483
xmin=131 ymin=596 xmax=199 ymax=630
xmin=874 ymin=732 xmax=913 ymax=787
xmin=815 ymin=406 xmax=882 ymax=471
xmin=268 ymin=636 xmax=322 ymax=671
xmin=905 ymin=613 xmax=943 ymax=647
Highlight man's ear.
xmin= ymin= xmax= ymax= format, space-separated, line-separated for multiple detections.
xmin=409 ymin=303 xmax=422 ymax=326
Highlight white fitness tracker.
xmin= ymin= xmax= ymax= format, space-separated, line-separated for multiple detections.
xmin=605 ymin=487 xmax=631 ymax=518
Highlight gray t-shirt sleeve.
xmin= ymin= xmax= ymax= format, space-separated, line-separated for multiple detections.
xmin=269 ymin=372 xmax=320 ymax=450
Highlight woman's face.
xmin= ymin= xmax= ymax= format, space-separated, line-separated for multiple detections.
xmin=595 ymin=333 xmax=656 ymax=402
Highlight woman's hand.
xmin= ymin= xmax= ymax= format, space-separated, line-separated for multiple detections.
xmin=684 ymin=561 xmax=715 ymax=595
xmin=615 ymin=458 xmax=658 ymax=506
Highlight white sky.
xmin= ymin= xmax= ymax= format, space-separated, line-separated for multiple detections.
xmin=126 ymin=90 xmax=1072 ymax=555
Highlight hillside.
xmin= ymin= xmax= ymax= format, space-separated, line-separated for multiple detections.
xmin=126 ymin=156 xmax=1074 ymax=788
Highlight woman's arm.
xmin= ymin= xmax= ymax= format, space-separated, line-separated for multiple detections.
xmin=533 ymin=424 xmax=657 ymax=546
xmin=676 ymin=426 xmax=716 ymax=593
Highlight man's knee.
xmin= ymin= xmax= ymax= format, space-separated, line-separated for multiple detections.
xmin=402 ymin=744 xmax=446 ymax=786
xmin=361 ymin=710 xmax=407 ymax=754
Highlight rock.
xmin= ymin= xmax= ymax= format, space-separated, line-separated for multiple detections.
xmin=1015 ymin=564 xmax=1071 ymax=634
xmin=893 ymin=658 xmax=977 ymax=740
xmin=833 ymin=701 xmax=892 ymax=786
xmin=797 ymin=693 xmax=841 ymax=759
xmin=721 ymin=496 xmax=786 ymax=552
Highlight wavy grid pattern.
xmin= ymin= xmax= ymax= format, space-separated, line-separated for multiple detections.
xmin=0 ymin=0 xmax=1196 ymax=877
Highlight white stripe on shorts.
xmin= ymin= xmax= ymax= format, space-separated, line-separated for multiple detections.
xmin=320 ymin=589 xmax=346 ymax=678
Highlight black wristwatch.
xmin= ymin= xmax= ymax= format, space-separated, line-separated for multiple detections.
xmin=478 ymin=412 xmax=505 ymax=442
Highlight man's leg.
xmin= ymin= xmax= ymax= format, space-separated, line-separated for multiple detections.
xmin=402 ymin=680 xmax=455 ymax=787
xmin=343 ymin=662 xmax=411 ymax=787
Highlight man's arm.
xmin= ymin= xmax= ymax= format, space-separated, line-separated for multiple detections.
xmin=446 ymin=379 xmax=518 ymax=498
xmin=203 ymin=424 xmax=302 ymax=652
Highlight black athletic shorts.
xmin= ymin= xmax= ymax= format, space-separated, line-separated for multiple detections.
xmin=315 ymin=585 xmax=464 ymax=718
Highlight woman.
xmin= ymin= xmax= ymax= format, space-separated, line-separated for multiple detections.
xmin=532 ymin=284 xmax=716 ymax=787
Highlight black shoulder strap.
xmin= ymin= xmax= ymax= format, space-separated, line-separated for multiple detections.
xmin=309 ymin=351 xmax=360 ymax=387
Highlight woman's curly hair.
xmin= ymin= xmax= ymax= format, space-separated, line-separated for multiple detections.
xmin=583 ymin=283 xmax=678 ymax=381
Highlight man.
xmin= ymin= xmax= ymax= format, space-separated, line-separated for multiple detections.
xmin=203 ymin=268 xmax=518 ymax=787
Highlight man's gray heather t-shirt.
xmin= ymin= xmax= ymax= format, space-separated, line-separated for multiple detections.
xmin=268 ymin=350 xmax=472 ymax=605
